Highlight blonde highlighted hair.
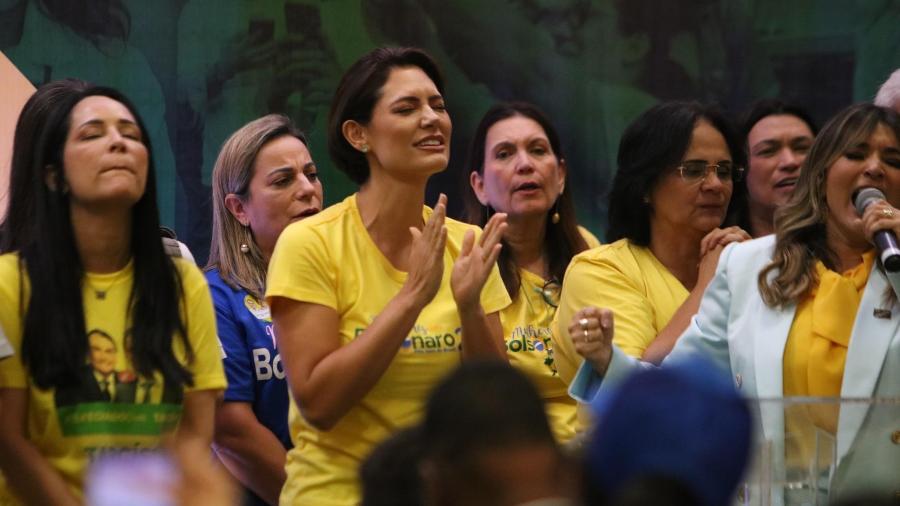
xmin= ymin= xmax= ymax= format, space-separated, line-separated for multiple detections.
xmin=758 ymin=104 xmax=900 ymax=307
xmin=206 ymin=114 xmax=308 ymax=300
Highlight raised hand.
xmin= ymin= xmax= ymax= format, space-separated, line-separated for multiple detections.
xmin=697 ymin=226 xmax=751 ymax=287
xmin=401 ymin=194 xmax=448 ymax=310
xmin=568 ymin=306 xmax=615 ymax=376
xmin=451 ymin=212 xmax=507 ymax=311
xmin=699 ymin=226 xmax=751 ymax=257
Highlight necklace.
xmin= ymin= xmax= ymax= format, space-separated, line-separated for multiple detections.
xmin=84 ymin=266 xmax=130 ymax=300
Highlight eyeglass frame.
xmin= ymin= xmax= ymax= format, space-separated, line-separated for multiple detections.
xmin=675 ymin=161 xmax=744 ymax=184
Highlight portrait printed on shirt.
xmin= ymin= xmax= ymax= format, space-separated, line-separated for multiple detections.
xmin=52 ymin=328 xmax=184 ymax=442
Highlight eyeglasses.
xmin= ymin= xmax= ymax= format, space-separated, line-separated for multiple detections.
xmin=535 ymin=278 xmax=561 ymax=308
xmin=676 ymin=161 xmax=744 ymax=183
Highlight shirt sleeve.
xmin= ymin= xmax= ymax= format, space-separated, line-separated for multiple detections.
xmin=561 ymin=249 xmax=658 ymax=361
xmin=178 ymin=261 xmax=228 ymax=392
xmin=266 ymin=221 xmax=337 ymax=309
xmin=207 ymin=276 xmax=255 ymax=403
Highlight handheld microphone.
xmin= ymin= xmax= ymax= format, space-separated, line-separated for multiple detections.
xmin=853 ymin=187 xmax=900 ymax=272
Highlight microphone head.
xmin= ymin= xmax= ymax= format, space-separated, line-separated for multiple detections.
xmin=853 ymin=187 xmax=886 ymax=216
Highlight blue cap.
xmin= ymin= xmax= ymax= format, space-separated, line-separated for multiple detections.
xmin=585 ymin=356 xmax=753 ymax=506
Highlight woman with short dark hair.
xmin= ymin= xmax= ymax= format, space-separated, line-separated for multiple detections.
xmin=266 ymin=47 xmax=510 ymax=505
xmin=0 ymin=83 xmax=224 ymax=504
xmin=730 ymin=99 xmax=817 ymax=237
xmin=554 ymin=101 xmax=749 ymax=376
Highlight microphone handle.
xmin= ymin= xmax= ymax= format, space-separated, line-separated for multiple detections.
xmin=873 ymin=229 xmax=900 ymax=272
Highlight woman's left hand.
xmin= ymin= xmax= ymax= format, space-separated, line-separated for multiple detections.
xmin=451 ymin=212 xmax=507 ymax=311
xmin=699 ymin=226 xmax=752 ymax=257
xmin=861 ymin=199 xmax=900 ymax=246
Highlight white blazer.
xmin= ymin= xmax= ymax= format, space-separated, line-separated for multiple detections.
xmin=570 ymin=235 xmax=900 ymax=502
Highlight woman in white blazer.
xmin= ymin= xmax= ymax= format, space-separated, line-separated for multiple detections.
xmin=565 ymin=103 xmax=900 ymax=503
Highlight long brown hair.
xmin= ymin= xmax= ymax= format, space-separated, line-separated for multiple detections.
xmin=463 ymin=102 xmax=588 ymax=298
xmin=758 ymin=104 xmax=900 ymax=308
xmin=206 ymin=114 xmax=309 ymax=300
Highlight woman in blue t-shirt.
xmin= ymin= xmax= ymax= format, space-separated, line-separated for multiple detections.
xmin=205 ymin=114 xmax=324 ymax=505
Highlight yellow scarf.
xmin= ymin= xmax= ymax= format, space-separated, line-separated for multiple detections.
xmin=783 ymin=251 xmax=874 ymax=458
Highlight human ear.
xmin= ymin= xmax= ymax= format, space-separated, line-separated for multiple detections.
xmin=224 ymin=194 xmax=251 ymax=227
xmin=342 ymin=120 xmax=369 ymax=153
xmin=469 ymin=171 xmax=489 ymax=206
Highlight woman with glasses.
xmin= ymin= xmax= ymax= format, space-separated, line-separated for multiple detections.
xmin=568 ymin=103 xmax=900 ymax=502
xmin=265 ymin=47 xmax=510 ymax=505
xmin=553 ymin=101 xmax=750 ymax=382
xmin=464 ymin=102 xmax=599 ymax=443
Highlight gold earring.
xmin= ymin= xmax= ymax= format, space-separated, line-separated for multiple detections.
xmin=360 ymin=144 xmax=369 ymax=153
xmin=551 ymin=199 xmax=560 ymax=224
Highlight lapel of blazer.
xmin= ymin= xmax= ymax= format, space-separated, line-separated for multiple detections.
xmin=753 ymin=297 xmax=795 ymax=445
xmin=836 ymin=266 xmax=898 ymax=459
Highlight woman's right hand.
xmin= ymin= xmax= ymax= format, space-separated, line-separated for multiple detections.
xmin=402 ymin=194 xmax=448 ymax=309
xmin=569 ymin=306 xmax=615 ymax=376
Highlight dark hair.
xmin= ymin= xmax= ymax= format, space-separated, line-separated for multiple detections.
xmin=420 ymin=362 xmax=558 ymax=505
xmin=728 ymin=99 xmax=818 ymax=232
xmin=2 ymin=78 xmax=92 ymax=253
xmin=422 ymin=361 xmax=555 ymax=463
xmin=607 ymin=101 xmax=744 ymax=245
xmin=463 ymin=102 xmax=588 ymax=297
xmin=87 ymin=328 xmax=116 ymax=349
xmin=584 ymin=474 xmax=699 ymax=506
xmin=360 ymin=427 xmax=425 ymax=506
xmin=16 ymin=85 xmax=193 ymax=390
xmin=327 ymin=46 xmax=445 ymax=185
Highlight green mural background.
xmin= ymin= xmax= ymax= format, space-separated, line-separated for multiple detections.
xmin=3 ymin=0 xmax=898 ymax=263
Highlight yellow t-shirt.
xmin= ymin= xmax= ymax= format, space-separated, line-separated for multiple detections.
xmin=500 ymin=227 xmax=600 ymax=443
xmin=554 ymin=239 xmax=689 ymax=384
xmin=0 ymin=253 xmax=226 ymax=504
xmin=266 ymin=194 xmax=511 ymax=506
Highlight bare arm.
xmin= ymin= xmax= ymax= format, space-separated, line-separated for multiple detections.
xmin=0 ymin=388 xmax=79 ymax=506
xmin=212 ymin=402 xmax=286 ymax=505
xmin=643 ymin=227 xmax=750 ymax=364
xmin=176 ymin=389 xmax=220 ymax=447
xmin=275 ymin=197 xmax=449 ymax=431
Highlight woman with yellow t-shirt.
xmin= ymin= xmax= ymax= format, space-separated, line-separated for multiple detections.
xmin=569 ymin=103 xmax=900 ymax=502
xmin=0 ymin=84 xmax=225 ymax=504
xmin=554 ymin=101 xmax=750 ymax=381
xmin=463 ymin=102 xmax=599 ymax=443
xmin=265 ymin=47 xmax=511 ymax=506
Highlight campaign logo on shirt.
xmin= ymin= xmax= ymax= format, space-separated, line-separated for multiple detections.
xmin=506 ymin=325 xmax=551 ymax=353
xmin=243 ymin=295 xmax=271 ymax=322
xmin=399 ymin=324 xmax=461 ymax=354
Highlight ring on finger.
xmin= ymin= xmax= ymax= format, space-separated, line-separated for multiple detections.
xmin=882 ymin=207 xmax=895 ymax=218
xmin=579 ymin=317 xmax=589 ymax=330
xmin=583 ymin=328 xmax=590 ymax=342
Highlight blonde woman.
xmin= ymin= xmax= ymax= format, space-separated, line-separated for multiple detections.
xmin=205 ymin=114 xmax=323 ymax=505
xmin=570 ymin=103 xmax=900 ymax=501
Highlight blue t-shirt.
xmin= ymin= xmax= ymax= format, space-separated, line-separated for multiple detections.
xmin=206 ymin=268 xmax=292 ymax=446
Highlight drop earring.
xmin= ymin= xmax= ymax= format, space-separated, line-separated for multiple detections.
xmin=551 ymin=200 xmax=560 ymax=224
